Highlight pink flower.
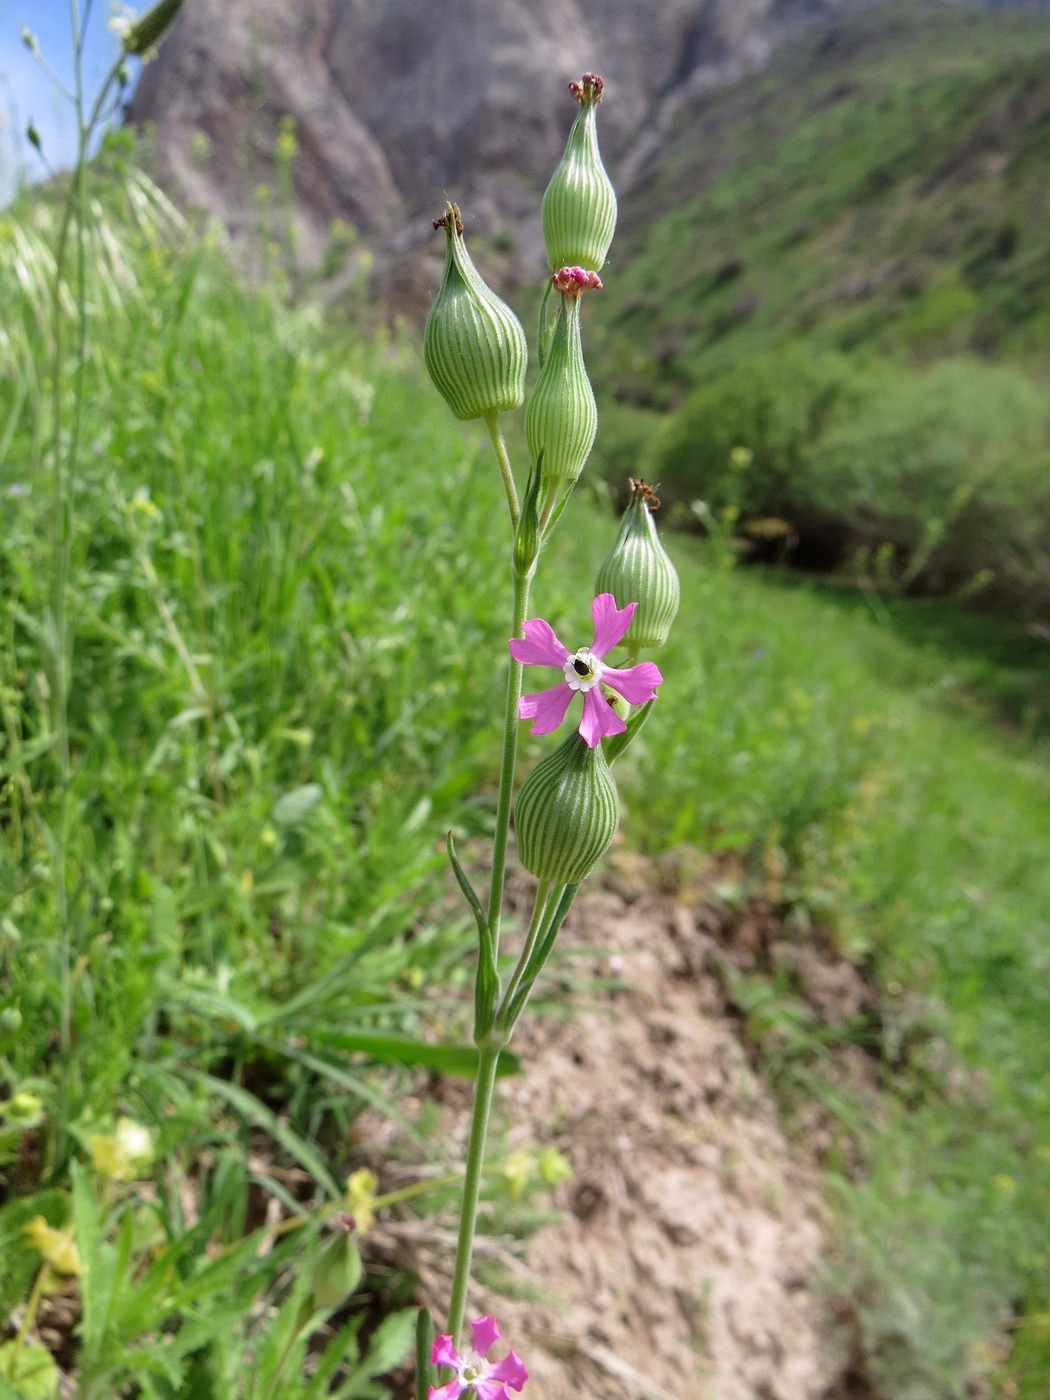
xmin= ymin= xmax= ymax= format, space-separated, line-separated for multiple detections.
xmin=510 ymin=593 xmax=664 ymax=748
xmin=551 ymin=265 xmax=603 ymax=297
xmin=429 ymin=1316 xmax=528 ymax=1399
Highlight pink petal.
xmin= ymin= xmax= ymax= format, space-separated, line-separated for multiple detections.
xmin=519 ymin=683 xmax=574 ymax=736
xmin=590 ymin=594 xmax=636 ymax=659
xmin=578 ymin=688 xmax=627 ymax=747
xmin=488 ymin=1349 xmax=529 ymax=1391
xmin=600 ymin=660 xmax=663 ymax=707
xmin=431 ymin=1335 xmax=460 ymax=1370
xmin=471 ymin=1316 xmax=502 ymax=1356
xmin=428 ymin=1383 xmax=464 ymax=1400
xmin=509 ymin=618 xmax=571 ymax=669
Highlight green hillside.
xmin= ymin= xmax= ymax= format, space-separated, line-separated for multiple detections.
xmin=589 ymin=3 xmax=1050 ymax=610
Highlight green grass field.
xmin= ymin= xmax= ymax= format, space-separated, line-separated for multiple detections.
xmin=0 ymin=149 xmax=1049 ymax=1396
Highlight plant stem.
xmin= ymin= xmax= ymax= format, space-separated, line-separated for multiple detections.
xmin=496 ymin=880 xmax=554 ymax=1024
xmin=47 ymin=1 xmax=126 ymax=1167
xmin=445 ymin=1045 xmax=501 ymax=1344
xmin=485 ymin=564 xmax=530 ymax=956
xmin=6 ymin=1263 xmax=50 ymax=1379
xmin=483 ymin=410 xmax=519 ymax=530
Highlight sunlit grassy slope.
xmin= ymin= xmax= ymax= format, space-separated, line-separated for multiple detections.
xmin=592 ymin=2 xmax=1050 ymax=402
xmin=0 ymin=160 xmax=1048 ymax=1395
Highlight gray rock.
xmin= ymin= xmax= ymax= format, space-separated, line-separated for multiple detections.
xmin=127 ymin=0 xmax=1050 ymax=293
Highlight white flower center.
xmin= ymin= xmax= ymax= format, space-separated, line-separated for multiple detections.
xmin=563 ymin=649 xmax=604 ymax=693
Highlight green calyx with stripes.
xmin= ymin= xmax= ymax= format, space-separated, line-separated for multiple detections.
xmin=595 ymin=479 xmax=681 ymax=649
xmin=515 ymin=731 xmax=620 ymax=884
xmin=424 ymin=204 xmax=527 ymax=422
xmin=542 ymin=74 xmax=617 ymax=273
xmin=526 ymin=293 xmax=597 ymax=486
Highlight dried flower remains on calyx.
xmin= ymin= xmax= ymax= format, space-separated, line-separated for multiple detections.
xmin=526 ymin=267 xmax=602 ymax=486
xmin=542 ymin=73 xmax=617 ymax=274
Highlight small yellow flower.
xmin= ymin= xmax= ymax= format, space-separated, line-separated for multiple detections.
xmin=537 ymin=1146 xmax=572 ymax=1188
xmin=500 ymin=1149 xmax=534 ymax=1202
xmin=2 ymin=1090 xmax=43 ymax=1127
xmin=89 ymin=1116 xmax=155 ymax=1183
xmin=24 ymin=1217 xmax=81 ymax=1276
xmin=344 ymin=1168 xmax=378 ymax=1234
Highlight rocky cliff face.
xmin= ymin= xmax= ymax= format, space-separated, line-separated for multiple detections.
xmin=127 ymin=0 xmax=798 ymax=291
xmin=126 ymin=0 xmax=1050 ymax=301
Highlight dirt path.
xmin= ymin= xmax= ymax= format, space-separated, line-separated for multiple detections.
xmin=497 ymin=873 xmax=845 ymax=1398
xmin=401 ymin=856 xmax=878 ymax=1399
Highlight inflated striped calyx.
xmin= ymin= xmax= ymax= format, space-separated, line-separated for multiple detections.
xmin=595 ymin=479 xmax=680 ymax=648
xmin=542 ymin=73 xmax=617 ymax=273
xmin=526 ymin=268 xmax=601 ymax=485
xmin=515 ymin=731 xmax=620 ymax=884
xmin=424 ymin=205 xmax=527 ymax=422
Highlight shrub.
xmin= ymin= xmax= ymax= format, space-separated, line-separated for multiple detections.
xmin=655 ymin=343 xmax=871 ymax=518
xmin=655 ymin=346 xmax=1050 ymax=614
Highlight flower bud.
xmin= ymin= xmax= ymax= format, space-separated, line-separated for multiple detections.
xmin=121 ymin=0 xmax=185 ymax=57
xmin=515 ymin=731 xmax=619 ymax=884
xmin=424 ymin=205 xmax=527 ymax=422
xmin=311 ymin=1220 xmax=363 ymax=1309
xmin=526 ymin=270 xmax=600 ymax=485
xmin=542 ymin=74 xmax=617 ymax=273
xmin=595 ymin=479 xmax=680 ymax=648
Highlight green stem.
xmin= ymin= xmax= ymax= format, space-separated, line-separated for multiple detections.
xmin=496 ymin=880 xmax=555 ymax=1023
xmin=446 ymin=1045 xmax=501 ymax=1344
xmin=483 ymin=410 xmax=519 ymax=530
xmin=498 ymin=883 xmax=579 ymax=1033
xmin=372 ymin=1171 xmax=461 ymax=1211
xmin=6 ymin=1263 xmax=50 ymax=1379
xmin=485 ymin=564 xmax=530 ymax=955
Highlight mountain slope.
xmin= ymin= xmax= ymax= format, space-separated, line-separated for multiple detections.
xmin=592 ymin=2 xmax=1050 ymax=402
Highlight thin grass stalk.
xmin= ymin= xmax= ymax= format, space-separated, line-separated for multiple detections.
xmin=48 ymin=1 xmax=128 ymax=1163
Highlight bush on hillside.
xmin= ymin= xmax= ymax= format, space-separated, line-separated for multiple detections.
xmin=805 ymin=358 xmax=1050 ymax=605
xmin=656 ymin=343 xmax=871 ymax=518
xmin=654 ymin=347 xmax=1050 ymax=614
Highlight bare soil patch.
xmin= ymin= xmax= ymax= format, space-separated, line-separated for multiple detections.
xmin=403 ymin=853 xmax=881 ymax=1399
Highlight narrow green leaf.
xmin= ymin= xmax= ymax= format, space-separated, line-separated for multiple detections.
xmin=301 ymin=1028 xmax=520 ymax=1079
xmin=447 ymin=831 xmax=500 ymax=1039
xmin=604 ymin=697 xmax=656 ymax=765
xmin=415 ymin=1307 xmax=436 ymax=1400
xmin=185 ymin=1072 xmax=341 ymax=1200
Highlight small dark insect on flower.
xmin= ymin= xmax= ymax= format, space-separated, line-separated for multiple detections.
xmin=573 ymin=658 xmax=590 ymax=676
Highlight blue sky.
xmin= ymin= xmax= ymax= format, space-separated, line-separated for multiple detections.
xmin=0 ymin=0 xmax=126 ymax=199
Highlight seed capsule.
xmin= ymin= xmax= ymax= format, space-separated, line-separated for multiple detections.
xmin=515 ymin=731 xmax=620 ymax=884
xmin=542 ymin=73 xmax=617 ymax=273
xmin=526 ymin=269 xmax=601 ymax=485
xmin=595 ymin=478 xmax=680 ymax=648
xmin=424 ymin=205 xmax=527 ymax=422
